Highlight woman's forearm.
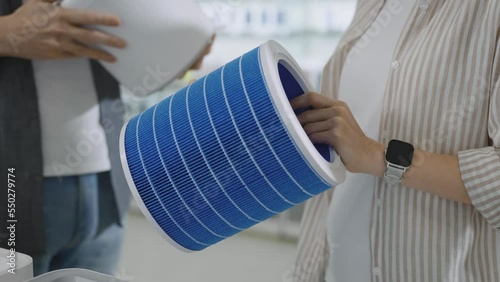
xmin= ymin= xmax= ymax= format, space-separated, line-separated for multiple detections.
xmin=369 ymin=143 xmax=472 ymax=205
xmin=292 ymin=93 xmax=474 ymax=205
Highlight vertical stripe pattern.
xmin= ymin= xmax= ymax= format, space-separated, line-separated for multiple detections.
xmin=294 ymin=0 xmax=500 ymax=281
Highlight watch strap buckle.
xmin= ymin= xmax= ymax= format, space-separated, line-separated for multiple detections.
xmin=384 ymin=163 xmax=407 ymax=185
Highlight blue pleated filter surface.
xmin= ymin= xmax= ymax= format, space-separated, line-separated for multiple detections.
xmin=120 ymin=40 xmax=345 ymax=252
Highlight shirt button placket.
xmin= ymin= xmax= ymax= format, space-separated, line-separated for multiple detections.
xmin=373 ymin=267 xmax=382 ymax=278
xmin=371 ymin=185 xmax=382 ymax=282
xmin=419 ymin=1 xmax=430 ymax=10
xmin=391 ymin=60 xmax=400 ymax=70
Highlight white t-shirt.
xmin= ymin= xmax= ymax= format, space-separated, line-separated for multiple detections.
xmin=33 ymin=58 xmax=112 ymax=177
xmin=326 ymin=0 xmax=413 ymax=281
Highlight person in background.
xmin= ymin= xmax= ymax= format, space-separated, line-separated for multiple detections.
xmin=291 ymin=0 xmax=500 ymax=281
xmin=0 ymin=0 xmax=213 ymax=276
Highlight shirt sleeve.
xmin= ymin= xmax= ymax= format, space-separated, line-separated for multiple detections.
xmin=458 ymin=40 xmax=500 ymax=230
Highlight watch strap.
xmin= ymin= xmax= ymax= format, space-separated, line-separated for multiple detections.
xmin=384 ymin=163 xmax=407 ymax=185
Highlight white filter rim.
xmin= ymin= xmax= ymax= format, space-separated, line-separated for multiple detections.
xmin=259 ymin=40 xmax=346 ymax=187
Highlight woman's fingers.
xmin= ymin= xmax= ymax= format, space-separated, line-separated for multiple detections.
xmin=303 ymin=120 xmax=334 ymax=135
xmin=291 ymin=93 xmax=376 ymax=175
xmin=60 ymin=39 xmax=115 ymax=62
xmin=65 ymin=25 xmax=126 ymax=48
xmin=290 ymin=92 xmax=335 ymax=110
xmin=291 ymin=93 xmax=358 ymax=150
xmin=297 ymin=108 xmax=335 ymax=125
xmin=308 ymin=131 xmax=334 ymax=146
xmin=303 ymin=118 xmax=346 ymax=137
xmin=297 ymin=105 xmax=349 ymax=125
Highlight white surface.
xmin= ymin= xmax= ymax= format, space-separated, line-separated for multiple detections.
xmin=62 ymin=0 xmax=214 ymax=96
xmin=32 ymin=58 xmax=111 ymax=177
xmin=0 ymin=256 xmax=6 ymax=272
xmin=26 ymin=269 xmax=127 ymax=282
xmin=118 ymin=214 xmax=297 ymax=282
xmin=325 ymin=0 xmax=414 ymax=281
xmin=0 ymin=248 xmax=34 ymax=282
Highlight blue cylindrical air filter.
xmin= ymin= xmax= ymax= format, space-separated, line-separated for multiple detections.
xmin=120 ymin=40 xmax=345 ymax=252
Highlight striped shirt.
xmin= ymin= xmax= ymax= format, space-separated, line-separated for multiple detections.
xmin=291 ymin=0 xmax=500 ymax=281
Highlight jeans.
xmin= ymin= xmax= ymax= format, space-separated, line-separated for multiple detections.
xmin=32 ymin=172 xmax=125 ymax=277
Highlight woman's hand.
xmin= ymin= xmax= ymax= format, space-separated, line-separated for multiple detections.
xmin=0 ymin=0 xmax=126 ymax=61
xmin=291 ymin=92 xmax=386 ymax=176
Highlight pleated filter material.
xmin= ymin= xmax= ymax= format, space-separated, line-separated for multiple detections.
xmin=120 ymin=40 xmax=346 ymax=252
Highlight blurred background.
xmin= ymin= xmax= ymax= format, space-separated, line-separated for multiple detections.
xmin=118 ymin=1 xmax=356 ymax=281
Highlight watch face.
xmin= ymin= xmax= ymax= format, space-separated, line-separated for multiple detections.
xmin=386 ymin=140 xmax=414 ymax=167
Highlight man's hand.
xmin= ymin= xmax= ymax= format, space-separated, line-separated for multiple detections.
xmin=0 ymin=0 xmax=126 ymax=62
xmin=291 ymin=92 xmax=385 ymax=176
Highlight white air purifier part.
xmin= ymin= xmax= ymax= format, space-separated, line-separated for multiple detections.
xmin=61 ymin=0 xmax=214 ymax=96
xmin=0 ymin=248 xmax=33 ymax=282
xmin=26 ymin=269 xmax=129 ymax=282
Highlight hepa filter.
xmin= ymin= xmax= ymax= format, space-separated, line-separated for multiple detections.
xmin=120 ymin=40 xmax=346 ymax=252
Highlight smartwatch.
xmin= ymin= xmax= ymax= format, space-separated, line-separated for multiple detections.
xmin=384 ymin=140 xmax=414 ymax=185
